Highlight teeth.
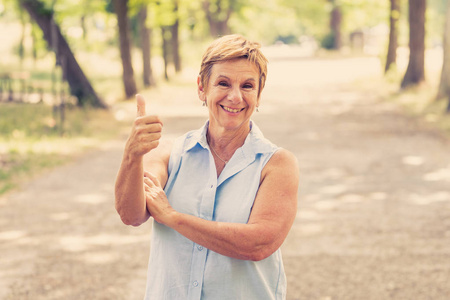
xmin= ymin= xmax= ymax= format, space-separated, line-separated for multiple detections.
xmin=222 ymin=106 xmax=242 ymax=113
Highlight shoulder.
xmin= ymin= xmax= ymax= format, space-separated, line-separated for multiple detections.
xmin=269 ymin=148 xmax=298 ymax=168
xmin=262 ymin=148 xmax=299 ymax=184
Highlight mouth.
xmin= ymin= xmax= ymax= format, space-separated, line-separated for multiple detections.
xmin=220 ymin=105 xmax=245 ymax=113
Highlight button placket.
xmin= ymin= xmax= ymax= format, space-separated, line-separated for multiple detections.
xmin=187 ymin=150 xmax=217 ymax=300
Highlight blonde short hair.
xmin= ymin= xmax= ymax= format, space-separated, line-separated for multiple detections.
xmin=199 ymin=34 xmax=268 ymax=98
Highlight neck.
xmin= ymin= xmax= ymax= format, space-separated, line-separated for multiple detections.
xmin=207 ymin=122 xmax=251 ymax=151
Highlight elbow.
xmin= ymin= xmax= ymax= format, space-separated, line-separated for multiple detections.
xmin=236 ymin=230 xmax=280 ymax=261
xmin=238 ymin=241 xmax=276 ymax=261
xmin=115 ymin=202 xmax=146 ymax=227
xmin=247 ymin=247 xmax=274 ymax=262
xmin=120 ymin=215 xmax=145 ymax=227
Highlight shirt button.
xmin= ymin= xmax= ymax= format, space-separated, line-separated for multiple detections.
xmin=193 ymin=280 xmax=199 ymax=287
xmin=210 ymin=184 xmax=214 ymax=188
xmin=197 ymin=245 xmax=203 ymax=251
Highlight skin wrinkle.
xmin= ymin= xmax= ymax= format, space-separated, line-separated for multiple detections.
xmin=200 ymin=59 xmax=260 ymax=160
xmin=116 ymin=36 xmax=298 ymax=268
xmin=143 ymin=59 xmax=297 ymax=261
xmin=115 ymin=35 xmax=298 ymax=299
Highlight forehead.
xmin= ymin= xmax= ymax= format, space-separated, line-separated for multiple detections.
xmin=210 ymin=59 xmax=259 ymax=80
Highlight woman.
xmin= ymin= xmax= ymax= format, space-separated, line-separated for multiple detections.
xmin=115 ymin=34 xmax=299 ymax=300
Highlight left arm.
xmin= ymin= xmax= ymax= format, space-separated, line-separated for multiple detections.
xmin=144 ymin=148 xmax=299 ymax=261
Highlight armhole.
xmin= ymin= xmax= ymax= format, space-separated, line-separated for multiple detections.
xmin=164 ymin=135 xmax=187 ymax=192
xmin=262 ymin=147 xmax=281 ymax=169
xmin=259 ymin=147 xmax=281 ymax=185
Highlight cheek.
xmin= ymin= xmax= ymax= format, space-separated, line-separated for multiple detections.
xmin=207 ymin=89 xmax=225 ymax=101
xmin=243 ymin=91 xmax=258 ymax=103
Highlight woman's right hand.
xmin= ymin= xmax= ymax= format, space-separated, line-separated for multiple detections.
xmin=125 ymin=94 xmax=163 ymax=159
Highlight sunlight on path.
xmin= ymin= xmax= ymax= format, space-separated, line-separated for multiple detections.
xmin=1 ymin=55 xmax=449 ymax=299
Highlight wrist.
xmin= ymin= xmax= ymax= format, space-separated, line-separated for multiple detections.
xmin=160 ymin=209 xmax=180 ymax=228
xmin=123 ymin=150 xmax=143 ymax=166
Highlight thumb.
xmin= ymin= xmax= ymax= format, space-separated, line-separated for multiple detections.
xmin=136 ymin=94 xmax=146 ymax=117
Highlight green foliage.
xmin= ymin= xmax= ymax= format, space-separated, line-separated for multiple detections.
xmin=0 ymin=150 xmax=66 ymax=195
xmin=272 ymin=0 xmax=326 ymax=41
xmin=340 ymin=0 xmax=389 ymax=31
xmin=426 ymin=0 xmax=448 ymax=45
xmin=0 ymin=102 xmax=123 ymax=195
xmin=0 ymin=102 xmax=118 ymax=139
xmin=321 ymin=32 xmax=336 ymax=49
xmin=0 ymin=103 xmax=53 ymax=138
xmin=6 ymin=0 xmax=450 ymax=51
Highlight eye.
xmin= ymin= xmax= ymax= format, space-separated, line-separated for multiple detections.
xmin=218 ymin=81 xmax=229 ymax=87
xmin=243 ymin=83 xmax=254 ymax=89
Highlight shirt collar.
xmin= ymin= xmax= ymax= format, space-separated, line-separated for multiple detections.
xmin=184 ymin=120 xmax=209 ymax=151
xmin=184 ymin=120 xmax=275 ymax=155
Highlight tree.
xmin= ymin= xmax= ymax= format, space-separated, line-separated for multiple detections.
xmin=171 ymin=0 xmax=181 ymax=73
xmin=18 ymin=6 xmax=26 ymax=65
xmin=385 ymin=0 xmax=400 ymax=73
xmin=152 ymin=0 xmax=182 ymax=81
xmin=437 ymin=0 xmax=450 ymax=112
xmin=328 ymin=0 xmax=342 ymax=50
xmin=138 ymin=5 xmax=156 ymax=87
xmin=401 ymin=0 xmax=426 ymax=88
xmin=203 ymin=0 xmax=234 ymax=37
xmin=161 ymin=26 xmax=171 ymax=81
xmin=20 ymin=0 xmax=107 ymax=108
xmin=113 ymin=0 xmax=137 ymax=99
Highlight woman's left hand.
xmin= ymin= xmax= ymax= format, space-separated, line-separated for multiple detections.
xmin=144 ymin=171 xmax=175 ymax=224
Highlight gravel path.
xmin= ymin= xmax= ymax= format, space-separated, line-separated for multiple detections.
xmin=1 ymin=56 xmax=449 ymax=300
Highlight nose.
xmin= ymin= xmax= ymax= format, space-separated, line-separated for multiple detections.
xmin=227 ymin=86 xmax=243 ymax=103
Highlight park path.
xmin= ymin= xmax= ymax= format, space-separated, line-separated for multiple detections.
xmin=1 ymin=53 xmax=450 ymax=300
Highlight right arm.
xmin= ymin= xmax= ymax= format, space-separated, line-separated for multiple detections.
xmin=114 ymin=94 xmax=170 ymax=226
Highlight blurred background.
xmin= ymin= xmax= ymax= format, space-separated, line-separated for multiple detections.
xmin=1 ymin=1 xmax=450 ymax=299
xmin=0 ymin=0 xmax=449 ymax=194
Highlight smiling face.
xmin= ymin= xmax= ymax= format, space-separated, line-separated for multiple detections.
xmin=198 ymin=59 xmax=260 ymax=134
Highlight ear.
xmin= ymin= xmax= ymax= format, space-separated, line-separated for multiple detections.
xmin=197 ymin=76 xmax=206 ymax=102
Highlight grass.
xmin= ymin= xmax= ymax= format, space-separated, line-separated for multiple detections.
xmin=0 ymin=102 xmax=125 ymax=195
xmin=393 ymin=86 xmax=450 ymax=137
xmin=354 ymin=65 xmax=450 ymax=138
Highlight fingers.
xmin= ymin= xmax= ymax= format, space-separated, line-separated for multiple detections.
xmin=144 ymin=171 xmax=162 ymax=188
xmin=134 ymin=121 xmax=162 ymax=134
xmin=126 ymin=94 xmax=162 ymax=158
xmin=144 ymin=177 xmax=155 ymax=191
xmin=136 ymin=94 xmax=146 ymax=117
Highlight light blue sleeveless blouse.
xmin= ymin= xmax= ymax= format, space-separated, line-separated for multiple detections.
xmin=144 ymin=121 xmax=286 ymax=300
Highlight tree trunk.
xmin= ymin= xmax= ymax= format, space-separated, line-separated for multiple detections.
xmin=113 ymin=0 xmax=137 ymax=99
xmin=31 ymin=23 xmax=38 ymax=62
xmin=329 ymin=0 xmax=342 ymax=50
xmin=171 ymin=0 xmax=181 ymax=73
xmin=401 ymin=0 xmax=426 ymax=88
xmin=138 ymin=6 xmax=155 ymax=87
xmin=203 ymin=0 xmax=232 ymax=37
xmin=20 ymin=0 xmax=106 ymax=108
xmin=19 ymin=9 xmax=26 ymax=65
xmin=161 ymin=26 xmax=171 ymax=81
xmin=437 ymin=0 xmax=450 ymax=112
xmin=385 ymin=0 xmax=400 ymax=73
xmin=80 ymin=15 xmax=87 ymax=41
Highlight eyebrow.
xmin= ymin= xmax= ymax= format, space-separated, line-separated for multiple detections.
xmin=216 ymin=75 xmax=256 ymax=82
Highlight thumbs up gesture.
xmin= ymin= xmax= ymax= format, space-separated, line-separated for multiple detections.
xmin=125 ymin=94 xmax=163 ymax=159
